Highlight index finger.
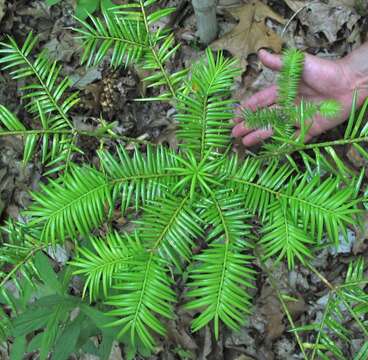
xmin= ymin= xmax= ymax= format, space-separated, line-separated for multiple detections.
xmin=233 ymin=85 xmax=278 ymax=123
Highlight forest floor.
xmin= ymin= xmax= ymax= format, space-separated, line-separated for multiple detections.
xmin=0 ymin=0 xmax=368 ymax=359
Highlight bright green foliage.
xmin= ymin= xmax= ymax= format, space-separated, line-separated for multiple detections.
xmin=260 ymin=199 xmax=315 ymax=269
xmin=319 ymin=99 xmax=343 ymax=118
xmin=75 ymin=1 xmax=186 ymax=100
xmin=293 ymin=258 xmax=368 ymax=360
xmin=46 ymin=0 xmax=114 ymax=20
xmin=0 ymin=32 xmax=81 ymax=175
xmin=136 ymin=194 xmax=202 ymax=264
xmin=0 ymin=1 xmax=367 ymax=359
xmin=26 ymin=167 xmax=111 ymax=243
xmin=176 ymin=50 xmax=239 ymax=156
xmin=278 ymin=48 xmax=305 ymax=108
xmin=186 ymin=243 xmax=255 ymax=338
xmin=98 ymin=144 xmax=179 ymax=212
xmin=0 ymin=33 xmax=77 ymax=128
xmin=71 ymin=232 xmax=132 ymax=300
xmin=75 ymin=7 xmax=148 ymax=67
xmin=106 ymin=250 xmax=176 ymax=349
xmin=185 ymin=193 xmax=256 ymax=337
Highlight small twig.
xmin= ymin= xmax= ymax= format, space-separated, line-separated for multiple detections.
xmin=307 ymin=263 xmax=334 ymax=290
xmin=281 ymin=4 xmax=308 ymax=38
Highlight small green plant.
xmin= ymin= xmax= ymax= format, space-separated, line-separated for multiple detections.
xmin=0 ymin=249 xmax=118 ymax=360
xmin=0 ymin=1 xmax=367 ymax=359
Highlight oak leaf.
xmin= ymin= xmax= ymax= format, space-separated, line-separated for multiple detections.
xmin=211 ymin=0 xmax=285 ymax=69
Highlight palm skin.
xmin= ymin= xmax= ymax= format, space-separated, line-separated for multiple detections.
xmin=232 ymin=48 xmax=368 ymax=147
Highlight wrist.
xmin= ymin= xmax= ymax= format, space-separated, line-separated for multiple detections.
xmin=341 ymin=43 xmax=368 ymax=107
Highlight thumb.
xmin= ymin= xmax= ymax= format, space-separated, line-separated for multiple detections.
xmin=258 ymin=49 xmax=282 ymax=71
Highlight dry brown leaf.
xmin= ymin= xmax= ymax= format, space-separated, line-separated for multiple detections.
xmin=283 ymin=0 xmax=307 ymax=13
xmin=255 ymin=262 xmax=307 ymax=345
xmin=258 ymin=282 xmax=285 ymax=344
xmin=284 ymin=0 xmax=360 ymax=45
xmin=211 ymin=0 xmax=285 ymax=68
xmin=285 ymin=0 xmax=358 ymax=12
xmin=299 ymin=3 xmax=360 ymax=43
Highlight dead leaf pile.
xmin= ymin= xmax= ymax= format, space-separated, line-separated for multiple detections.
xmin=284 ymin=0 xmax=361 ymax=50
xmin=211 ymin=0 xmax=285 ymax=68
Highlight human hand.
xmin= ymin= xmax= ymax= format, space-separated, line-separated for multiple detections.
xmin=232 ymin=47 xmax=368 ymax=147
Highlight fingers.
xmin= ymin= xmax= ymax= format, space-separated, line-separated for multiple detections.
xmin=258 ymin=49 xmax=283 ymax=71
xmin=232 ymin=85 xmax=278 ymax=142
xmin=233 ymin=50 xmax=280 ymax=123
xmin=233 ymin=84 xmax=278 ymax=126
xmin=241 ymin=128 xmax=274 ymax=147
xmin=240 ymin=84 xmax=278 ymax=110
xmin=232 ymin=122 xmax=252 ymax=137
xmin=232 ymin=50 xmax=281 ymax=146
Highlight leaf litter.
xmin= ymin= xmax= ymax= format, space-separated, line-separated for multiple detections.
xmin=211 ymin=0 xmax=285 ymax=68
